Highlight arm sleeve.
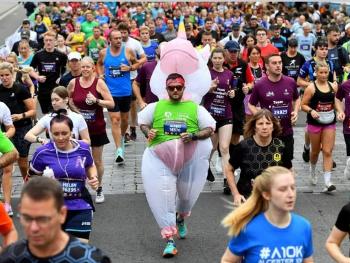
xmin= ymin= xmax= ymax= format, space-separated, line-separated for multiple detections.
xmin=229 ymin=143 xmax=242 ymax=169
xmin=335 ymin=203 xmax=350 ymax=233
xmin=0 ymin=132 xmax=14 ymax=153
xmin=299 ymin=61 xmax=309 ymax=79
xmin=336 ymin=84 xmax=345 ymax=101
xmin=228 ymin=230 xmax=249 ymax=256
xmin=0 ymin=103 xmax=13 ymax=126
xmin=249 ymin=84 xmax=260 ymax=106
xmin=0 ymin=203 xmax=13 ymax=235
xmin=197 ymin=105 xmax=216 ymax=130
xmin=30 ymin=149 xmax=47 ymax=174
xmin=137 ymin=103 xmax=157 ymax=125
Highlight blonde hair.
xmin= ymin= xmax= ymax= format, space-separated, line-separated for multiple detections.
xmin=81 ymin=56 xmax=95 ymax=66
xmin=0 ymin=61 xmax=14 ymax=74
xmin=222 ymin=166 xmax=292 ymax=236
xmin=315 ymin=61 xmax=329 ymax=72
xmin=6 ymin=52 xmax=18 ymax=65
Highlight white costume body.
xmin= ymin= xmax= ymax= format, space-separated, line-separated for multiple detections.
xmin=139 ymin=102 xmax=215 ymax=238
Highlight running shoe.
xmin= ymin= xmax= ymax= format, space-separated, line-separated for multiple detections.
xmin=115 ymin=148 xmax=124 ymax=164
xmin=124 ymin=133 xmax=131 ymax=144
xmin=223 ymin=178 xmax=231 ymax=195
xmin=130 ymin=127 xmax=137 ymax=141
xmin=4 ymin=203 xmax=13 ymax=217
xmin=309 ymin=166 xmax=317 ymax=186
xmin=345 ymin=159 xmax=350 ymax=179
xmin=95 ymin=187 xmax=105 ymax=204
xmin=322 ymin=183 xmax=336 ymax=193
xmin=215 ymin=156 xmax=222 ymax=173
xmin=332 ymin=160 xmax=337 ymax=169
xmin=163 ymin=240 xmax=177 ymax=258
xmin=207 ymin=167 xmax=215 ymax=182
xmin=176 ymin=218 xmax=187 ymax=239
xmin=302 ymin=145 xmax=310 ymax=162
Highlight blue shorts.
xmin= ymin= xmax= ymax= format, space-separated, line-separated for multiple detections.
xmin=63 ymin=209 xmax=93 ymax=239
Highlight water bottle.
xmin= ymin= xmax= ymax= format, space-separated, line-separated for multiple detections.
xmin=43 ymin=166 xmax=54 ymax=179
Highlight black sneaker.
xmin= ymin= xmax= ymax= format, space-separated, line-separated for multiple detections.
xmin=130 ymin=127 xmax=137 ymax=141
xmin=302 ymin=145 xmax=310 ymax=162
xmin=207 ymin=167 xmax=215 ymax=182
xmin=332 ymin=160 xmax=337 ymax=169
xmin=223 ymin=179 xmax=231 ymax=195
xmin=124 ymin=133 xmax=131 ymax=144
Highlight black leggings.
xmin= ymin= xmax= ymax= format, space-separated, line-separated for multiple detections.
xmin=344 ymin=134 xmax=350 ymax=156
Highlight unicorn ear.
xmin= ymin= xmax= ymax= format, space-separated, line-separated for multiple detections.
xmin=198 ymin=44 xmax=211 ymax=63
xmin=177 ymin=16 xmax=186 ymax=40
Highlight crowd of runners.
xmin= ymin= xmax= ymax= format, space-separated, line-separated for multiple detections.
xmin=0 ymin=1 xmax=350 ymax=261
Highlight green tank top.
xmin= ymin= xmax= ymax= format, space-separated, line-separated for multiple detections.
xmin=149 ymin=100 xmax=199 ymax=147
xmin=88 ymin=37 xmax=106 ymax=62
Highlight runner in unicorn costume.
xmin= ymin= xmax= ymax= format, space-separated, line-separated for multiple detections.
xmin=138 ymin=20 xmax=215 ymax=258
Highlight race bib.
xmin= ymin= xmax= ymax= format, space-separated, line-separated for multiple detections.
xmin=164 ymin=120 xmax=187 ymax=135
xmin=60 ymin=180 xmax=84 ymax=198
xmin=300 ymin=44 xmax=310 ymax=51
xmin=272 ymin=105 xmax=288 ymax=118
xmin=288 ymin=70 xmax=297 ymax=77
xmin=41 ymin=62 xmax=56 ymax=73
xmin=80 ymin=109 xmax=96 ymax=122
xmin=210 ymin=105 xmax=226 ymax=117
xmin=90 ymin=48 xmax=99 ymax=60
xmin=108 ymin=66 xmax=124 ymax=78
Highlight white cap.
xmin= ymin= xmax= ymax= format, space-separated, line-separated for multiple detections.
xmin=68 ymin=52 xmax=82 ymax=61
xmin=346 ymin=23 xmax=350 ymax=31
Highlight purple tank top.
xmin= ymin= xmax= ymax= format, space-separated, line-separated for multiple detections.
xmin=72 ymin=77 xmax=106 ymax=135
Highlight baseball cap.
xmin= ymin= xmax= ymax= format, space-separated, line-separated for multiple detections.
xmin=21 ymin=30 xmax=30 ymax=39
xmin=224 ymin=40 xmax=240 ymax=52
xmin=232 ymin=23 xmax=240 ymax=30
xmin=251 ymin=15 xmax=258 ymax=20
xmin=68 ymin=52 xmax=82 ymax=61
xmin=346 ymin=23 xmax=350 ymax=31
xmin=288 ymin=38 xmax=298 ymax=47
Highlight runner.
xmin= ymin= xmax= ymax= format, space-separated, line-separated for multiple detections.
xmin=85 ymin=26 xmax=107 ymax=65
xmin=301 ymin=61 xmax=339 ymax=192
xmin=69 ymin=56 xmax=114 ymax=204
xmin=221 ymin=166 xmax=313 ymax=263
xmin=65 ymin=23 xmax=85 ymax=55
xmin=139 ymin=73 xmax=215 ymax=258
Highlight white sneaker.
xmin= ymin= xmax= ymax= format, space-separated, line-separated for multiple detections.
xmin=322 ymin=183 xmax=336 ymax=193
xmin=310 ymin=166 xmax=317 ymax=185
xmin=215 ymin=156 xmax=222 ymax=173
xmin=344 ymin=159 xmax=350 ymax=179
xmin=95 ymin=187 xmax=105 ymax=204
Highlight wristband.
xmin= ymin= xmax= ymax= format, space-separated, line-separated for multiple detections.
xmin=22 ymin=112 xmax=26 ymax=119
xmin=191 ymin=133 xmax=198 ymax=141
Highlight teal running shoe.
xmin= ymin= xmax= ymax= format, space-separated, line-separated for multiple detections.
xmin=115 ymin=147 xmax=124 ymax=164
xmin=177 ymin=218 xmax=187 ymax=239
xmin=163 ymin=240 xmax=177 ymax=258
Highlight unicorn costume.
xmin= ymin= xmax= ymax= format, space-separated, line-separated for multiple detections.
xmin=138 ymin=21 xmax=215 ymax=247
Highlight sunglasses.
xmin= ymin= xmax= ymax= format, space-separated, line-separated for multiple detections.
xmin=167 ymin=85 xmax=184 ymax=91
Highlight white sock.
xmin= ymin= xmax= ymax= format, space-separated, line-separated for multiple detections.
xmin=304 ymin=144 xmax=310 ymax=150
xmin=310 ymin=164 xmax=316 ymax=173
xmin=324 ymin=171 xmax=331 ymax=185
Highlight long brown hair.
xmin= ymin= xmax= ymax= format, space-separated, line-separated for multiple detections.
xmin=244 ymin=109 xmax=282 ymax=138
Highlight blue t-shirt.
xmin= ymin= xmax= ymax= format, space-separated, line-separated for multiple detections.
xmin=228 ymin=213 xmax=313 ymax=262
xmin=295 ymin=33 xmax=316 ymax=61
xmin=142 ymin=40 xmax=159 ymax=61
xmin=30 ymin=140 xmax=94 ymax=211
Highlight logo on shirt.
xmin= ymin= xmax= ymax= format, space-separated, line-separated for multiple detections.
xmin=273 ymin=153 xmax=281 ymax=162
xmin=266 ymin=91 xmax=275 ymax=97
xmin=259 ymin=246 xmax=304 ymax=262
xmin=289 ymin=60 xmax=296 ymax=66
xmin=164 ymin=112 xmax=172 ymax=119
xmin=283 ymin=89 xmax=290 ymax=96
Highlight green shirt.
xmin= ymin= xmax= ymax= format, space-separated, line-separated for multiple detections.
xmin=81 ymin=21 xmax=99 ymax=39
xmin=149 ymin=100 xmax=199 ymax=147
xmin=0 ymin=132 xmax=14 ymax=154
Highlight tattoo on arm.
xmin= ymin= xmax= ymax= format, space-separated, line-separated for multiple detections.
xmin=194 ymin=127 xmax=213 ymax=140
xmin=140 ymin=124 xmax=151 ymax=138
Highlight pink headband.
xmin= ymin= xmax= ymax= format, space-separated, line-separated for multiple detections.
xmin=166 ymin=77 xmax=185 ymax=87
